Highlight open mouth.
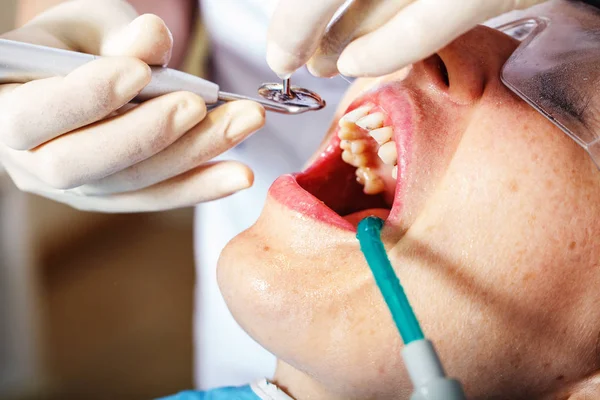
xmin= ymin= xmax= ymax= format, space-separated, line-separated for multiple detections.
xmin=270 ymin=80 xmax=418 ymax=231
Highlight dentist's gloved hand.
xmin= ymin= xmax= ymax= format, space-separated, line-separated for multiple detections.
xmin=0 ymin=0 xmax=265 ymax=213
xmin=266 ymin=0 xmax=545 ymax=78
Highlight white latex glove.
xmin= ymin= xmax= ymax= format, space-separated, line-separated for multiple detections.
xmin=266 ymin=0 xmax=546 ymax=78
xmin=0 ymin=0 xmax=265 ymax=213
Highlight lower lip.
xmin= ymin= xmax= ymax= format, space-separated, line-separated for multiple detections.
xmin=269 ymin=83 xmax=415 ymax=230
xmin=269 ymin=173 xmax=356 ymax=231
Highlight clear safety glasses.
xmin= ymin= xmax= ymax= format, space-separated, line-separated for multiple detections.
xmin=495 ymin=0 xmax=600 ymax=168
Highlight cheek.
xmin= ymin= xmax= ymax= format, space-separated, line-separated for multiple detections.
xmin=395 ymin=91 xmax=600 ymax=394
xmin=430 ymin=90 xmax=600 ymax=296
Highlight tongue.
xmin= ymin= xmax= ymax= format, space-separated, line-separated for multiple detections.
xmin=296 ymin=144 xmax=388 ymax=216
xmin=343 ymin=208 xmax=390 ymax=228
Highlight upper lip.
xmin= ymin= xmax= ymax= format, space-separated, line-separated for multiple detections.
xmin=268 ymin=82 xmax=419 ymax=232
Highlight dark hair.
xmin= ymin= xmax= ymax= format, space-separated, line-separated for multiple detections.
xmin=581 ymin=0 xmax=600 ymax=9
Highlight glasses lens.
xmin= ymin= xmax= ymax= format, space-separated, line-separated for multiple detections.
xmin=498 ymin=6 xmax=600 ymax=168
xmin=499 ymin=20 xmax=538 ymax=41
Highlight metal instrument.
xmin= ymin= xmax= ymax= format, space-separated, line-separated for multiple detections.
xmin=0 ymin=39 xmax=326 ymax=115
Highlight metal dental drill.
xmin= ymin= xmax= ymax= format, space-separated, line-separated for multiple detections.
xmin=0 ymin=39 xmax=326 ymax=115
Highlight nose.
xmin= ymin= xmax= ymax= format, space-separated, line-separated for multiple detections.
xmin=422 ymin=25 xmax=520 ymax=105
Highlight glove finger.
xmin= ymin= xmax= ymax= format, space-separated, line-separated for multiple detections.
xmin=77 ymin=100 xmax=265 ymax=195
xmin=7 ymin=91 xmax=206 ymax=190
xmin=337 ymin=0 xmax=514 ymax=77
xmin=14 ymin=0 xmax=137 ymax=51
xmin=42 ymin=161 xmax=253 ymax=213
xmin=0 ymin=158 xmax=41 ymax=194
xmin=266 ymin=0 xmax=348 ymax=78
xmin=14 ymin=1 xmax=172 ymax=66
xmin=0 ymin=57 xmax=151 ymax=150
xmin=101 ymin=13 xmax=174 ymax=66
xmin=307 ymin=0 xmax=411 ymax=78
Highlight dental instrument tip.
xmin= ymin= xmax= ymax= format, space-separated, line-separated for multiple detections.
xmin=257 ymin=83 xmax=326 ymax=114
xmin=282 ymin=78 xmax=292 ymax=97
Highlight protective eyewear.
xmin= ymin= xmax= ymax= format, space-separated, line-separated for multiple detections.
xmin=496 ymin=0 xmax=600 ymax=167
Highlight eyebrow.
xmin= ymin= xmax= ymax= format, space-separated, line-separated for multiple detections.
xmin=534 ymin=67 xmax=600 ymax=137
xmin=537 ymin=70 xmax=587 ymax=119
xmin=582 ymin=27 xmax=600 ymax=40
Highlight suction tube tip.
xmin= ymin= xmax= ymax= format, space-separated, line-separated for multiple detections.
xmin=357 ymin=216 xmax=384 ymax=235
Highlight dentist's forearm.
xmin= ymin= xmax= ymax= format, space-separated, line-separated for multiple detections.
xmin=16 ymin=0 xmax=196 ymax=68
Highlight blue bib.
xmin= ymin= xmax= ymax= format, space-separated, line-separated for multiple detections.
xmin=158 ymin=384 xmax=259 ymax=400
xmin=158 ymin=379 xmax=294 ymax=400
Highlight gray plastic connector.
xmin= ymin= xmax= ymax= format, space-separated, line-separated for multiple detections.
xmin=402 ymin=339 xmax=466 ymax=400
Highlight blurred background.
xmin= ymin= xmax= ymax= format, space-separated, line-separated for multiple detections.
xmin=0 ymin=1 xmax=198 ymax=398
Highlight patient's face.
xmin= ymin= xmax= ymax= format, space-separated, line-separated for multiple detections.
xmin=218 ymin=26 xmax=600 ymax=399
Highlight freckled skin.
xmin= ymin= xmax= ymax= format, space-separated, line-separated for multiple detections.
xmin=218 ymin=26 xmax=600 ymax=400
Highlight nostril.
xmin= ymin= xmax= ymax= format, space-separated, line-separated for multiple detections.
xmin=421 ymin=53 xmax=452 ymax=91
xmin=436 ymin=54 xmax=449 ymax=87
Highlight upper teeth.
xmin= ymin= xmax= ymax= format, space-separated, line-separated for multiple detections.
xmin=339 ymin=104 xmax=373 ymax=126
xmin=350 ymin=139 xmax=370 ymax=154
xmin=337 ymin=106 xmax=398 ymax=195
xmin=369 ymin=126 xmax=393 ymax=145
xmin=341 ymin=150 xmax=370 ymax=168
xmin=356 ymin=112 xmax=385 ymax=130
xmin=356 ymin=167 xmax=385 ymax=195
xmin=337 ymin=123 xmax=363 ymax=140
xmin=378 ymin=141 xmax=398 ymax=165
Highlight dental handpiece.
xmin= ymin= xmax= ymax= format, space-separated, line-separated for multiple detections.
xmin=0 ymin=39 xmax=325 ymax=114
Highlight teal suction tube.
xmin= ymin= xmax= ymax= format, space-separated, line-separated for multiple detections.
xmin=356 ymin=216 xmax=466 ymax=400
xmin=356 ymin=217 xmax=424 ymax=344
